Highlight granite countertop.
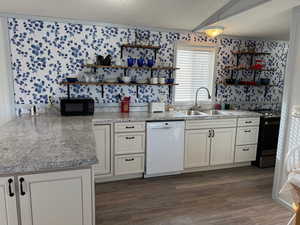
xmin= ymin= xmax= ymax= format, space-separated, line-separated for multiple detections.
xmin=92 ymin=110 xmax=261 ymax=124
xmin=0 ymin=114 xmax=97 ymax=175
xmin=0 ymin=109 xmax=260 ymax=175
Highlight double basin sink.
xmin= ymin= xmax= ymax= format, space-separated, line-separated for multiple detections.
xmin=183 ymin=109 xmax=234 ymax=117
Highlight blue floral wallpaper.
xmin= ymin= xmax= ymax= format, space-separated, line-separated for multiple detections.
xmin=8 ymin=18 xmax=288 ymax=110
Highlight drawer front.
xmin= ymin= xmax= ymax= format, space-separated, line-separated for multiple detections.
xmin=115 ymin=133 xmax=145 ymax=155
xmin=186 ymin=119 xmax=237 ymax=130
xmin=235 ymin=145 xmax=257 ymax=163
xmin=238 ymin=117 xmax=260 ymax=127
xmin=115 ymin=122 xmax=145 ymax=132
xmin=236 ymin=127 xmax=259 ymax=145
xmin=115 ymin=154 xmax=144 ymax=175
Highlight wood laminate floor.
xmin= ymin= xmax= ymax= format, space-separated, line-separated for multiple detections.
xmin=95 ymin=167 xmax=292 ymax=225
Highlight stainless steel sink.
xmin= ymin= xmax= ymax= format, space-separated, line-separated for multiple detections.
xmin=181 ymin=109 xmax=233 ymax=117
xmin=200 ymin=110 xmax=228 ymax=115
xmin=184 ymin=110 xmax=207 ymax=116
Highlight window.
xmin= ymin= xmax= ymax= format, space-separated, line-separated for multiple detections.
xmin=175 ymin=46 xmax=216 ymax=103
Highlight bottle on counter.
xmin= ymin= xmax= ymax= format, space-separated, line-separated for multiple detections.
xmin=120 ymin=96 xmax=131 ymax=113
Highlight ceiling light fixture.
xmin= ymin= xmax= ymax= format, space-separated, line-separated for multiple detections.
xmin=203 ymin=26 xmax=224 ymax=38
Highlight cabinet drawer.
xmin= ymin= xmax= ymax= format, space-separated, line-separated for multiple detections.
xmin=238 ymin=117 xmax=260 ymax=127
xmin=236 ymin=127 xmax=259 ymax=145
xmin=235 ymin=145 xmax=257 ymax=163
xmin=186 ymin=119 xmax=237 ymax=130
xmin=115 ymin=122 xmax=145 ymax=132
xmin=115 ymin=154 xmax=144 ymax=175
xmin=115 ymin=133 xmax=145 ymax=155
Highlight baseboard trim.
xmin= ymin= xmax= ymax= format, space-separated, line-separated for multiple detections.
xmin=183 ymin=162 xmax=251 ymax=173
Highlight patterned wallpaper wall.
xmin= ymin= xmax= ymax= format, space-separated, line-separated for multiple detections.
xmin=8 ymin=18 xmax=288 ymax=110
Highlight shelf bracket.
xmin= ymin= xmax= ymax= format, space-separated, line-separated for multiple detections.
xmin=168 ymin=70 xmax=173 ymax=79
xmin=101 ymin=85 xmax=104 ymax=98
xmin=154 ymin=49 xmax=158 ymax=60
xmin=169 ymin=85 xmax=172 ymax=97
xmin=121 ymin=46 xmax=124 ymax=59
xmin=264 ymin=86 xmax=269 ymax=98
xmin=67 ymin=84 xmax=70 ymax=99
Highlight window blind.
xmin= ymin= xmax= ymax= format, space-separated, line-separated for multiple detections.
xmin=175 ymin=48 xmax=215 ymax=103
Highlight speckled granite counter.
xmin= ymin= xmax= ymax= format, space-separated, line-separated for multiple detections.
xmin=0 ymin=114 xmax=97 ymax=175
xmin=92 ymin=110 xmax=261 ymax=124
xmin=0 ymin=110 xmax=260 ymax=175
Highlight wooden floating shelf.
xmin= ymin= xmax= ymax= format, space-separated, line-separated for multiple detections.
xmin=224 ymin=66 xmax=274 ymax=71
xmin=61 ymin=81 xmax=178 ymax=99
xmin=85 ymin=64 xmax=179 ymax=70
xmin=232 ymin=51 xmax=271 ymax=55
xmin=61 ymin=81 xmax=179 ymax=86
xmin=121 ymin=44 xmax=161 ymax=50
xmin=217 ymin=82 xmax=276 ymax=87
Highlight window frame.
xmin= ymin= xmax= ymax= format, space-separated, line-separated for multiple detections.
xmin=173 ymin=41 xmax=218 ymax=106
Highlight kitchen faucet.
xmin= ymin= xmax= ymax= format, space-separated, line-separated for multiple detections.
xmin=193 ymin=87 xmax=211 ymax=109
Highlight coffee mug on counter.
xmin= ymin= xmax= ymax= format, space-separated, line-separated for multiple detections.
xmin=150 ymin=77 xmax=158 ymax=84
xmin=159 ymin=78 xmax=166 ymax=84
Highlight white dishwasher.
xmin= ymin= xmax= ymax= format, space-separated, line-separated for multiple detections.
xmin=145 ymin=121 xmax=185 ymax=178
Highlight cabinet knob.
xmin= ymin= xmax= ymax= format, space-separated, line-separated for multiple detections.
xmin=8 ymin=178 xmax=14 ymax=197
xmin=19 ymin=177 xmax=26 ymax=196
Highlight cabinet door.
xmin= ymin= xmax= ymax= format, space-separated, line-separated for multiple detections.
xmin=93 ymin=125 xmax=111 ymax=175
xmin=18 ymin=169 xmax=93 ymax=225
xmin=0 ymin=177 xmax=19 ymax=225
xmin=184 ymin=129 xmax=211 ymax=168
xmin=210 ymin=128 xmax=236 ymax=166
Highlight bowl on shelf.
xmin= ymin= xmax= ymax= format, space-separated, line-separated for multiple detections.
xmin=260 ymin=78 xmax=270 ymax=85
xmin=225 ymin=79 xmax=236 ymax=85
xmin=166 ymin=78 xmax=175 ymax=84
xmin=66 ymin=77 xmax=78 ymax=83
xmin=122 ymin=76 xmax=131 ymax=83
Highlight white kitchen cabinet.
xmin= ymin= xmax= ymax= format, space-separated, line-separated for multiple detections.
xmin=184 ymin=129 xmax=211 ymax=168
xmin=0 ymin=177 xmax=19 ymax=225
xmin=236 ymin=127 xmax=259 ymax=145
xmin=238 ymin=117 xmax=260 ymax=127
xmin=235 ymin=145 xmax=257 ymax=163
xmin=115 ymin=154 xmax=144 ymax=175
xmin=210 ymin=128 xmax=236 ymax=166
xmin=18 ymin=169 xmax=93 ymax=225
xmin=115 ymin=132 xmax=145 ymax=155
xmin=93 ymin=125 xmax=111 ymax=175
xmin=115 ymin=122 xmax=145 ymax=133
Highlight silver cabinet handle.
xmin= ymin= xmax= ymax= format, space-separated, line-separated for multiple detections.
xmin=212 ymin=129 xmax=215 ymax=138
xmin=125 ymin=158 xmax=134 ymax=162
xmin=125 ymin=136 xmax=135 ymax=140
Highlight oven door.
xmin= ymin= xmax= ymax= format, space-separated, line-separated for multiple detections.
xmin=257 ymin=117 xmax=280 ymax=156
